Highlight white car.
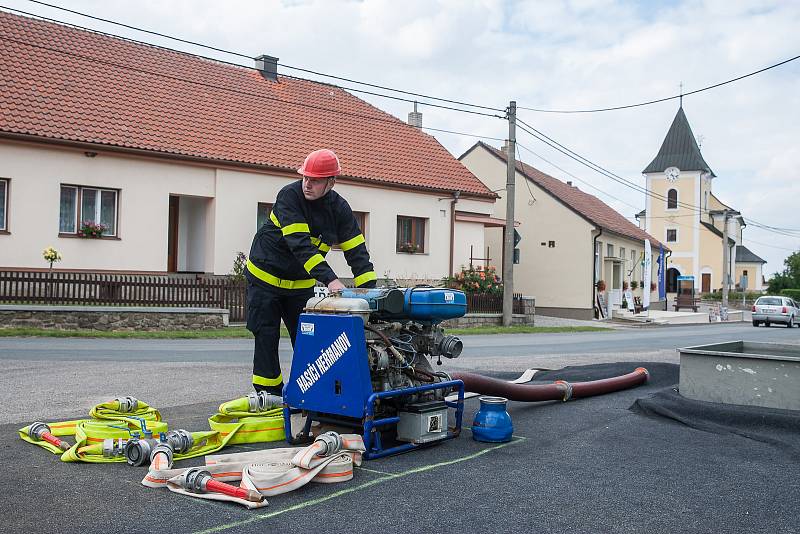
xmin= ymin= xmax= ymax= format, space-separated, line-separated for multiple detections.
xmin=752 ymin=296 xmax=800 ymax=328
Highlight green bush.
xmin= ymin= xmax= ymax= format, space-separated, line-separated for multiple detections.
xmin=445 ymin=265 xmax=503 ymax=295
xmin=781 ymin=289 xmax=800 ymax=301
xmin=704 ymin=291 xmax=762 ymax=301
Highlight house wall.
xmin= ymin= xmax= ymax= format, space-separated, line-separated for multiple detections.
xmin=735 ymin=263 xmax=763 ymax=291
xmin=1 ymin=140 xmax=494 ymax=281
xmin=0 ymin=141 xmax=215 ymax=272
xmin=461 ymin=148 xmax=596 ymax=316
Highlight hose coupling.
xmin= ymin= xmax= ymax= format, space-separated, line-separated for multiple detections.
xmin=150 ymin=442 xmax=174 ymax=469
xmin=114 ymin=396 xmax=139 ymax=413
xmin=314 ymin=431 xmax=343 ymax=456
xmin=437 ymin=334 xmax=463 ymax=359
xmin=28 ymin=421 xmax=50 ymax=440
xmin=124 ymin=437 xmax=158 ymax=466
xmin=182 ymin=467 xmax=211 ymax=493
xmin=102 ymin=438 xmax=127 ymax=458
xmin=164 ymin=429 xmax=193 ymax=453
xmin=247 ymin=391 xmax=283 ymax=412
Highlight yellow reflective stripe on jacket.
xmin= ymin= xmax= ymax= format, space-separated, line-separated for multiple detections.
xmin=354 ymin=270 xmax=377 ymax=287
xmin=281 ymin=222 xmax=310 ymax=236
xmin=270 ymin=211 xmax=280 ymax=228
xmin=247 ymin=259 xmax=316 ymax=289
xmin=310 ymin=236 xmax=331 ymax=253
xmin=339 ymin=234 xmax=365 ymax=251
xmin=253 ymin=373 xmax=284 ymax=387
xmin=304 ymin=253 xmax=325 ymax=273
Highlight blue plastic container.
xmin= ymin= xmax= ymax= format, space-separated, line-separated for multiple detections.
xmin=471 ymin=396 xmax=513 ymax=443
xmin=402 ymin=287 xmax=467 ymax=322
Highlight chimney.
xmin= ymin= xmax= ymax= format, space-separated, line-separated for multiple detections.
xmin=408 ymin=101 xmax=422 ymax=128
xmin=500 ymin=140 xmax=511 ymax=156
xmin=255 ymin=55 xmax=279 ymax=81
xmin=566 ymin=181 xmax=572 ymax=186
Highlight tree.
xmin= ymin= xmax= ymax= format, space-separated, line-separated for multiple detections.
xmin=768 ymin=250 xmax=800 ymax=293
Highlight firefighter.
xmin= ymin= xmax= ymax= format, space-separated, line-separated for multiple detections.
xmin=245 ymin=148 xmax=377 ymax=395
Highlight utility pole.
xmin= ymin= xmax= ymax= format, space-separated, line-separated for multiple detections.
xmin=718 ymin=208 xmax=740 ymax=312
xmin=722 ymin=210 xmax=730 ymax=311
xmin=502 ymin=101 xmax=517 ymax=326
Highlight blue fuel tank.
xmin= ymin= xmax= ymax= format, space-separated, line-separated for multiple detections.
xmin=340 ymin=287 xmax=466 ymax=323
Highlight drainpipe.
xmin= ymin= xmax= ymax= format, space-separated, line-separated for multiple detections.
xmin=592 ymin=227 xmax=603 ymax=310
xmin=449 ymin=191 xmax=460 ymax=276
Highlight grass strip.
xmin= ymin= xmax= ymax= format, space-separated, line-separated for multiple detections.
xmin=0 ymin=324 xmax=607 ymax=339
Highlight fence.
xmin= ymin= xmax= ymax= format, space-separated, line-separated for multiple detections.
xmin=0 ymin=271 xmax=247 ymax=321
xmin=0 ymin=270 xmax=523 ymax=323
xmin=466 ymin=292 xmax=524 ymax=314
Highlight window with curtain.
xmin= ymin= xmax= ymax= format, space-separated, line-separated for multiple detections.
xmin=0 ymin=178 xmax=7 ymax=231
xmin=667 ymin=189 xmax=678 ymax=209
xmin=666 ymin=229 xmax=677 ymax=242
xmin=257 ymin=202 xmax=273 ymax=231
xmin=59 ymin=185 xmax=119 ymax=236
xmin=396 ymin=215 xmax=426 ymax=253
xmin=333 ymin=211 xmax=368 ymax=249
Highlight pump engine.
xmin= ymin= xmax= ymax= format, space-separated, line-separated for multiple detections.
xmin=283 ymin=287 xmax=467 ymax=458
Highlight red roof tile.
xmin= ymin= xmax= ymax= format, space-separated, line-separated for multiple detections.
xmin=0 ymin=11 xmax=494 ymax=198
xmin=475 ymin=142 xmax=668 ymax=250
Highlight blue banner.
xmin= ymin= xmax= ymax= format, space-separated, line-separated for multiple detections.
xmin=657 ymin=245 xmax=666 ymax=300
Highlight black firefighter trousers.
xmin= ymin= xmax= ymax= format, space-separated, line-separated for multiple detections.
xmin=246 ymin=281 xmax=314 ymax=396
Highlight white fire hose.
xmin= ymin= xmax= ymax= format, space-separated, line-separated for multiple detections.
xmin=143 ymin=432 xmax=365 ymax=509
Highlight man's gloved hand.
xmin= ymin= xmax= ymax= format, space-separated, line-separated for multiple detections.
xmin=327 ymin=279 xmax=346 ymax=293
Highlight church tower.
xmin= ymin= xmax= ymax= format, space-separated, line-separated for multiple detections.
xmin=642 ymin=107 xmax=717 ymax=293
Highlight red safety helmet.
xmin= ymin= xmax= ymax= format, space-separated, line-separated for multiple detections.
xmin=297 ymin=149 xmax=341 ymax=179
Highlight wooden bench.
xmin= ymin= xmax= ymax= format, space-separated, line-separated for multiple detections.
xmin=674 ymin=294 xmax=699 ymax=312
xmin=633 ymin=296 xmax=644 ymax=314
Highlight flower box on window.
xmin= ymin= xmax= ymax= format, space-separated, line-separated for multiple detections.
xmin=79 ymin=221 xmax=107 ymax=238
xmin=398 ymin=241 xmax=420 ymax=254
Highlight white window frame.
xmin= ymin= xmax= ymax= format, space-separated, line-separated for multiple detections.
xmin=0 ymin=178 xmax=8 ymax=232
xmin=59 ymin=184 xmax=119 ymax=237
xmin=665 ymin=227 xmax=678 ymax=243
xmin=606 ymin=243 xmax=614 ymax=258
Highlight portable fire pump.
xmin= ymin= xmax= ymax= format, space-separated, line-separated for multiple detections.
xmin=283 ymin=287 xmax=467 ymax=459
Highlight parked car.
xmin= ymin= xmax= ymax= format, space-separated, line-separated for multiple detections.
xmin=752 ymin=296 xmax=800 ymax=327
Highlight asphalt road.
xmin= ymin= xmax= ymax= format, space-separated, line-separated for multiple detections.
xmin=2 ymin=323 xmax=799 ymax=533
xmin=1 ymin=321 xmax=798 ymax=364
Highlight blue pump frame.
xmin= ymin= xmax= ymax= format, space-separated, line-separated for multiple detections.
xmin=283 ymin=379 xmax=464 ymax=460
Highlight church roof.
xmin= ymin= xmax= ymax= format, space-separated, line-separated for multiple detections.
xmin=643 ymin=107 xmax=716 ymax=177
xmin=736 ymin=245 xmax=767 ymax=264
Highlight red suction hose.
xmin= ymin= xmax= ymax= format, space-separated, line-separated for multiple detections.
xmin=450 ymin=367 xmax=649 ymax=402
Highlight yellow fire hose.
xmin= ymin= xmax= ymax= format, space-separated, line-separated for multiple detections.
xmin=18 ymin=393 xmax=286 ymax=463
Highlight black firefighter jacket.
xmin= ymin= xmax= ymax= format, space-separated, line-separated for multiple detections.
xmin=246 ymin=180 xmax=377 ymax=293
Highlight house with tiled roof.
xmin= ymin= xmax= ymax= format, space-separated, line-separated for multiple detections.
xmin=0 ymin=10 xmax=498 ymax=281
xmin=460 ymin=142 xmax=668 ymax=320
xmin=641 ymin=107 xmax=766 ymax=293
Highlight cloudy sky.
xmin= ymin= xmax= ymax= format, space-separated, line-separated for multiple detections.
xmin=4 ymin=0 xmax=799 ymax=274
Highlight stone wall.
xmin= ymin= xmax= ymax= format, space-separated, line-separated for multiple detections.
xmin=0 ymin=305 xmax=229 ymax=331
xmin=442 ymin=297 xmax=535 ymax=328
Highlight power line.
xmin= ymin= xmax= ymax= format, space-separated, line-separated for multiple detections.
xmin=515 ymin=118 xmax=700 ymax=213
xmin=515 ymin=118 xmax=800 ymax=239
xmin=742 ymin=237 xmax=798 ymax=252
xmin=0 ymin=6 xmax=503 ymax=120
xmin=518 ymin=53 xmax=800 ymax=113
xmin=18 ymin=0 xmax=505 ymax=113
xmin=0 ymin=33 xmax=507 ymax=145
xmin=515 ymin=141 xmax=640 ymax=211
